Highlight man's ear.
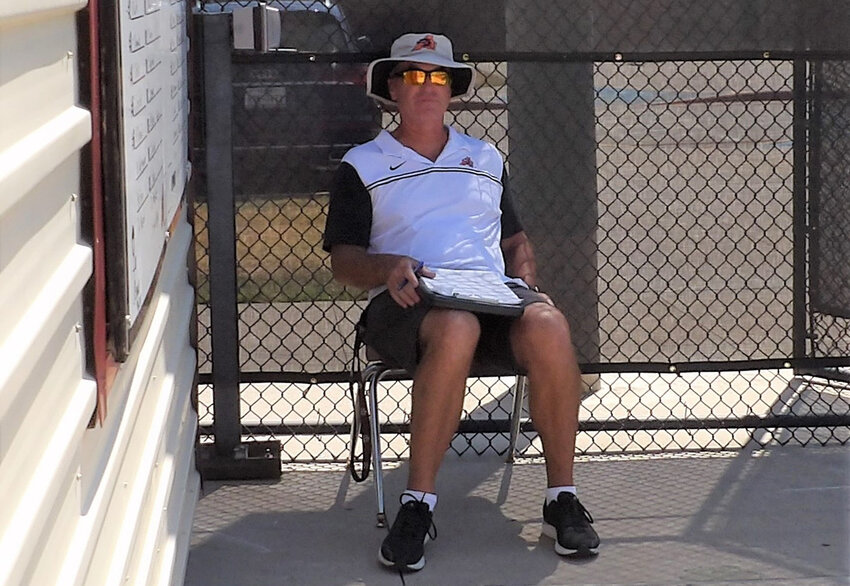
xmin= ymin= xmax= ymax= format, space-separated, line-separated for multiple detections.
xmin=387 ymin=79 xmax=398 ymax=102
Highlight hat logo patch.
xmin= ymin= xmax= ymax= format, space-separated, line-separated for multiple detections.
xmin=460 ymin=157 xmax=474 ymax=167
xmin=413 ymin=35 xmax=437 ymax=51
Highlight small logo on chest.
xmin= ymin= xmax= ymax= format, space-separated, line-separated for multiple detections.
xmin=459 ymin=157 xmax=474 ymax=168
xmin=389 ymin=162 xmax=405 ymax=171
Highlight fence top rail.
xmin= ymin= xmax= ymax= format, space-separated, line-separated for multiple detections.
xmin=231 ymin=49 xmax=850 ymax=64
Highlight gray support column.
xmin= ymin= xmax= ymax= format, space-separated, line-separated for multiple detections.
xmin=809 ymin=60 xmax=850 ymax=323
xmin=505 ymin=3 xmax=600 ymax=365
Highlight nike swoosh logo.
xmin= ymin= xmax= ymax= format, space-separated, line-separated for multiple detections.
xmin=389 ymin=162 xmax=405 ymax=171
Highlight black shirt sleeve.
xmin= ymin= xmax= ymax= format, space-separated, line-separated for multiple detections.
xmin=499 ymin=165 xmax=524 ymax=239
xmin=322 ymin=162 xmax=372 ymax=252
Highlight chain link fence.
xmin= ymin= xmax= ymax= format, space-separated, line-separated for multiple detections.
xmin=192 ymin=1 xmax=850 ymax=462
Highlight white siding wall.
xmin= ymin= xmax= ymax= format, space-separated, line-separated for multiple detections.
xmin=0 ymin=2 xmax=199 ymax=585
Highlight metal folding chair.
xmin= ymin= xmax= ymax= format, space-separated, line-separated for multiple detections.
xmin=349 ymin=347 xmax=528 ymax=527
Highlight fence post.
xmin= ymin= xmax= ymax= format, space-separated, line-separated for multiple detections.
xmin=792 ymin=58 xmax=808 ymax=360
xmin=203 ymin=13 xmax=241 ymax=457
xmin=196 ymin=13 xmax=280 ymax=479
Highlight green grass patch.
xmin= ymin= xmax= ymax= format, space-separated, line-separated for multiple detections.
xmin=194 ymin=195 xmax=366 ymax=303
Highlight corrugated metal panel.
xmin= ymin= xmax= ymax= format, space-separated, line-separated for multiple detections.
xmin=0 ymin=2 xmax=198 ymax=585
xmin=52 ymin=214 xmax=199 ymax=586
xmin=0 ymin=3 xmax=95 ymax=585
xmin=0 ymin=1 xmax=86 ymax=22
xmin=84 ymin=215 xmax=198 ymax=586
xmin=0 ymin=1 xmax=88 ymax=216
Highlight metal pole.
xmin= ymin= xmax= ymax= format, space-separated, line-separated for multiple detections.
xmin=791 ymin=58 xmax=808 ymax=360
xmin=203 ymin=14 xmax=241 ymax=456
xmin=807 ymin=61 xmax=823 ymax=357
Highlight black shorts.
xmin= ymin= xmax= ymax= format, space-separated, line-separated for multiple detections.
xmin=361 ymin=283 xmax=547 ymax=376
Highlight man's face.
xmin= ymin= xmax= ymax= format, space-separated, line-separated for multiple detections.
xmin=388 ymin=61 xmax=452 ymax=121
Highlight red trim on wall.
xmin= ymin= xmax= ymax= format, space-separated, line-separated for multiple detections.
xmin=88 ymin=0 xmax=113 ymax=424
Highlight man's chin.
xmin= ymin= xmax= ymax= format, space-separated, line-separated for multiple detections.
xmin=414 ymin=99 xmax=450 ymax=112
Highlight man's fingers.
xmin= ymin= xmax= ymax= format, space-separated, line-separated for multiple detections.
xmin=402 ymin=283 xmax=421 ymax=306
xmin=388 ymin=258 xmax=427 ymax=307
xmin=389 ymin=289 xmax=407 ymax=307
xmin=391 ymin=281 xmax=421 ymax=308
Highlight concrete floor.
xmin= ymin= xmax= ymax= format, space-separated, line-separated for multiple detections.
xmin=185 ymin=443 xmax=849 ymax=585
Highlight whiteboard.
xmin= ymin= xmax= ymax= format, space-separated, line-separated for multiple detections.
xmin=119 ymin=0 xmax=190 ymax=324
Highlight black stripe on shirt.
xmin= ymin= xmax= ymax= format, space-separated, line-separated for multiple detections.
xmin=366 ymin=166 xmax=502 ymax=191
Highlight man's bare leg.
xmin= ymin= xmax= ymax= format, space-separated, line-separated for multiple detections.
xmin=406 ymin=308 xmax=480 ymax=493
xmin=510 ymin=302 xmax=582 ymax=487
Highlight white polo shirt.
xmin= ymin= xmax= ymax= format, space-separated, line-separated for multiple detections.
xmin=324 ymin=126 xmax=524 ymax=299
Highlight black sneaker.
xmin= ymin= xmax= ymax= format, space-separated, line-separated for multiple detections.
xmin=378 ymin=496 xmax=436 ymax=571
xmin=542 ymin=492 xmax=600 ymax=555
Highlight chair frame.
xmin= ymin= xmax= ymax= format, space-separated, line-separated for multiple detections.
xmin=350 ymin=359 xmax=528 ymax=527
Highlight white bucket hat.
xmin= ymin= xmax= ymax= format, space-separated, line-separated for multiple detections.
xmin=366 ymin=33 xmax=476 ymax=106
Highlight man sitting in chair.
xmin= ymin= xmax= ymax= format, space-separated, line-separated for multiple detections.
xmin=322 ymin=32 xmax=599 ymax=572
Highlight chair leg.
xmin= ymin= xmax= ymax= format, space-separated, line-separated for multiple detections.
xmin=507 ymin=374 xmax=527 ymax=463
xmin=348 ymin=386 xmax=362 ymax=471
xmin=365 ymin=364 xmax=388 ymax=528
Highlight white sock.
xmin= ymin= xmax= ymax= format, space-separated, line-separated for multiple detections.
xmin=401 ymin=490 xmax=438 ymax=511
xmin=546 ymin=485 xmax=577 ymax=504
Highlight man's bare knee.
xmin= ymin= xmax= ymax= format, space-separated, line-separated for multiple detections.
xmin=517 ymin=304 xmax=571 ymax=341
xmin=511 ymin=304 xmax=575 ymax=367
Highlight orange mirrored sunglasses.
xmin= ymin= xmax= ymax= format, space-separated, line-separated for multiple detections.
xmin=391 ymin=68 xmax=452 ymax=87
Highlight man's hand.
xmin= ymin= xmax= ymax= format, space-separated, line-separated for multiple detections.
xmin=535 ymin=289 xmax=556 ymax=307
xmin=327 ymin=245 xmax=433 ymax=307
xmin=389 ymin=258 xmax=435 ymax=308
